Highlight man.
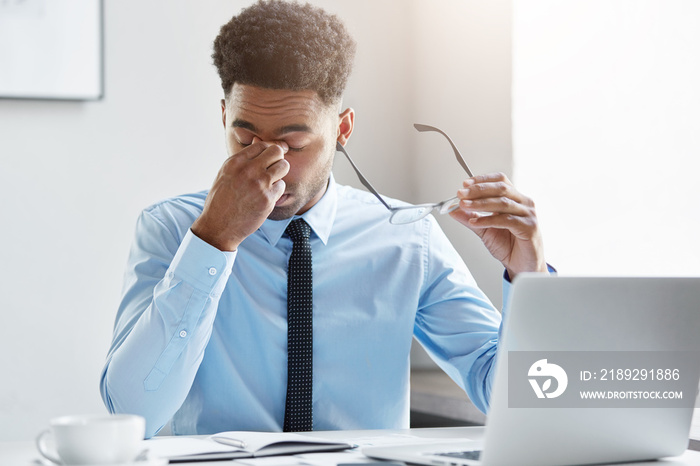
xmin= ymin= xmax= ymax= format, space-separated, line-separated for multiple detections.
xmin=101 ymin=0 xmax=547 ymax=438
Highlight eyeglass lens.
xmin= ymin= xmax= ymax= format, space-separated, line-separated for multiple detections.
xmin=390 ymin=206 xmax=433 ymax=225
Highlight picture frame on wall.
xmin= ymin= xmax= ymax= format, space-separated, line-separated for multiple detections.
xmin=0 ymin=0 xmax=103 ymax=101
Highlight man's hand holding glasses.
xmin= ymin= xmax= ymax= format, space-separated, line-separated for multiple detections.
xmin=337 ymin=123 xmax=547 ymax=280
xmin=450 ymin=172 xmax=547 ymax=280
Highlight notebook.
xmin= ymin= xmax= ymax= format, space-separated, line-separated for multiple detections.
xmin=144 ymin=431 xmax=352 ymax=463
xmin=364 ymin=275 xmax=700 ymax=466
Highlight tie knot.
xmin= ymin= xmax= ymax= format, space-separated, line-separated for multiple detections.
xmin=286 ymin=218 xmax=311 ymax=243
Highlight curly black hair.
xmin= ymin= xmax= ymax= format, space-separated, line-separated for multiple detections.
xmin=212 ymin=0 xmax=356 ymax=105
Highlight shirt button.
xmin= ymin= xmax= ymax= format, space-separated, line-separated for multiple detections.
xmin=179 ymin=330 xmax=187 ymax=338
xmin=208 ymin=267 xmax=217 ymax=276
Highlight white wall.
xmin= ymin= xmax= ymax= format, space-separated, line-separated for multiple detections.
xmin=0 ymin=0 xmax=512 ymax=440
xmin=513 ymin=0 xmax=700 ymax=276
xmin=410 ymin=0 xmax=512 ymax=309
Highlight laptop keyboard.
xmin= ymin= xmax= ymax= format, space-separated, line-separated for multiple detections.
xmin=435 ymin=450 xmax=482 ymax=461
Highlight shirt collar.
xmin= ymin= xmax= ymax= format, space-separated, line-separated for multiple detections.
xmin=258 ymin=174 xmax=338 ymax=247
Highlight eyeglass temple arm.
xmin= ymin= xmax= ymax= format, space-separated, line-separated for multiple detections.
xmin=335 ymin=141 xmax=392 ymax=210
xmin=413 ymin=124 xmax=474 ymax=178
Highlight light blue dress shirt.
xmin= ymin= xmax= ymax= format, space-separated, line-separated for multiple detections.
xmin=100 ymin=175 xmax=505 ymax=438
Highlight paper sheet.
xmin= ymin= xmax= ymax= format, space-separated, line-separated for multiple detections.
xmin=142 ymin=436 xmax=240 ymax=458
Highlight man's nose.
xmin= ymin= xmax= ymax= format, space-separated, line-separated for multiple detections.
xmin=252 ymin=136 xmax=289 ymax=154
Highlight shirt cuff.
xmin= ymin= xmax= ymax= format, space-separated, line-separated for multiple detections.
xmin=169 ymin=229 xmax=237 ymax=295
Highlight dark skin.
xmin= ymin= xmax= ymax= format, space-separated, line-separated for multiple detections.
xmin=191 ymin=84 xmax=353 ymax=252
xmin=451 ymin=173 xmax=547 ymax=278
xmin=192 ymin=83 xmax=546 ymax=278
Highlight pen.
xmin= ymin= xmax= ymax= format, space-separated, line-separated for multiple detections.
xmin=212 ymin=436 xmax=247 ymax=449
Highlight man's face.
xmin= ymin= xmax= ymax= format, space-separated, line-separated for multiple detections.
xmin=222 ymin=84 xmax=341 ymax=221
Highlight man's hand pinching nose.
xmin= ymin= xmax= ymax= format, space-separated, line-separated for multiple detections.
xmin=191 ymin=137 xmax=291 ymax=252
xmin=252 ymin=136 xmax=290 ymax=155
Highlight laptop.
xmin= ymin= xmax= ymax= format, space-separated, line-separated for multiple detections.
xmin=364 ymin=275 xmax=700 ymax=466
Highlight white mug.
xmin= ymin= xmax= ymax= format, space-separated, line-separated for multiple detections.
xmin=36 ymin=414 xmax=145 ymax=465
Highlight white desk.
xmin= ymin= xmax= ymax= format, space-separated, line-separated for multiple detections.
xmin=3 ymin=427 xmax=700 ymax=466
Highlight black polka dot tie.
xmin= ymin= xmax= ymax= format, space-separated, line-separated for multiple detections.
xmin=283 ymin=218 xmax=313 ymax=432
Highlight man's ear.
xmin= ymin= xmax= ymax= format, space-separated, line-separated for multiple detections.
xmin=221 ymin=99 xmax=227 ymax=129
xmin=336 ymin=108 xmax=355 ymax=146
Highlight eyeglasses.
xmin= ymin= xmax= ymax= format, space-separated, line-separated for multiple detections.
xmin=336 ymin=123 xmax=474 ymax=225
